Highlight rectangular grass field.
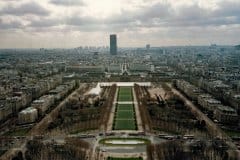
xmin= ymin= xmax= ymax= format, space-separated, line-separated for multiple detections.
xmin=113 ymin=87 xmax=137 ymax=130
xmin=118 ymin=87 xmax=133 ymax=101
xmin=117 ymin=104 xmax=134 ymax=111
xmin=116 ymin=111 xmax=134 ymax=119
xmin=107 ymin=157 xmax=143 ymax=160
xmin=114 ymin=119 xmax=136 ymax=130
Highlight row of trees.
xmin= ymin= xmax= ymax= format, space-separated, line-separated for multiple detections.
xmin=145 ymin=87 xmax=208 ymax=135
xmin=99 ymin=84 xmax=117 ymax=130
xmin=147 ymin=140 xmax=229 ymax=160
xmin=11 ymin=137 xmax=91 ymax=160
xmin=29 ymin=83 xmax=90 ymax=136
xmin=133 ymin=83 xmax=208 ymax=135
xmin=22 ymin=138 xmax=90 ymax=160
xmin=46 ymin=84 xmax=117 ymax=134
xmin=134 ymin=84 xmax=152 ymax=132
xmin=147 ymin=141 xmax=186 ymax=160
xmin=48 ymin=98 xmax=101 ymax=133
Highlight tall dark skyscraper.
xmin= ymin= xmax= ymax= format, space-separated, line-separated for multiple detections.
xmin=110 ymin=34 xmax=117 ymax=55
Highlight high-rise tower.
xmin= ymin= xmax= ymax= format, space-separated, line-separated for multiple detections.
xmin=110 ymin=34 xmax=117 ymax=55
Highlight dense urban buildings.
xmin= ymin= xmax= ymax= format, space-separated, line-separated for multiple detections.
xmin=0 ymin=44 xmax=239 ymax=160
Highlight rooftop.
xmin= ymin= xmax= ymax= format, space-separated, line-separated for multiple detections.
xmin=217 ymin=105 xmax=237 ymax=113
xmin=99 ymin=82 xmax=151 ymax=87
xmin=20 ymin=107 xmax=37 ymax=114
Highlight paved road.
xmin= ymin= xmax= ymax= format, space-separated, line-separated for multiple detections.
xmin=106 ymin=87 xmax=118 ymax=132
xmin=132 ymin=87 xmax=143 ymax=132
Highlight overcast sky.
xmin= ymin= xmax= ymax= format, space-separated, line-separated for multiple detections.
xmin=0 ymin=0 xmax=239 ymax=48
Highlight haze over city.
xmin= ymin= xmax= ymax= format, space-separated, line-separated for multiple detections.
xmin=0 ymin=0 xmax=240 ymax=48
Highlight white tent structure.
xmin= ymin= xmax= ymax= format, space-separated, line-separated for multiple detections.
xmin=87 ymin=82 xmax=151 ymax=96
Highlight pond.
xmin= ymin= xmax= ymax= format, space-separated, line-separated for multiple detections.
xmin=105 ymin=139 xmax=145 ymax=145
xmin=99 ymin=138 xmax=150 ymax=145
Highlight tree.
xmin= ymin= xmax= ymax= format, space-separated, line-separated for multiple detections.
xmin=12 ymin=152 xmax=23 ymax=160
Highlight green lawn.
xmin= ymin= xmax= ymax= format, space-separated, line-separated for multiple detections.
xmin=3 ymin=128 xmax=29 ymax=136
xmin=118 ymin=87 xmax=133 ymax=101
xmin=107 ymin=157 xmax=143 ymax=160
xmin=113 ymin=87 xmax=137 ymax=130
xmin=224 ymin=129 xmax=240 ymax=137
xmin=114 ymin=119 xmax=136 ymax=130
xmin=117 ymin=104 xmax=134 ymax=111
xmin=116 ymin=111 xmax=134 ymax=119
xmin=0 ymin=150 xmax=6 ymax=155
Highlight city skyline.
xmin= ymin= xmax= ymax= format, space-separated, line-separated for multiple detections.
xmin=0 ymin=0 xmax=240 ymax=48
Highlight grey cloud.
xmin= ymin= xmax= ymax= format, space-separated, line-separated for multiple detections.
xmin=124 ymin=1 xmax=240 ymax=28
xmin=88 ymin=2 xmax=173 ymax=31
xmin=104 ymin=2 xmax=171 ymax=25
xmin=171 ymin=2 xmax=240 ymax=27
xmin=65 ymin=16 xmax=126 ymax=32
xmin=50 ymin=0 xmax=85 ymax=6
xmin=104 ymin=14 xmax=135 ymax=25
xmin=27 ymin=16 xmax=100 ymax=30
xmin=176 ymin=4 xmax=207 ymax=21
xmin=30 ymin=18 xmax=63 ymax=28
xmin=2 ymin=0 xmax=240 ymax=33
xmin=139 ymin=3 xmax=171 ymax=20
xmin=28 ymin=16 xmax=109 ymax=32
xmin=0 ymin=19 xmax=22 ymax=29
xmin=0 ymin=2 xmax=50 ymax=16
xmin=214 ymin=1 xmax=240 ymax=17
xmin=66 ymin=16 xmax=99 ymax=26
